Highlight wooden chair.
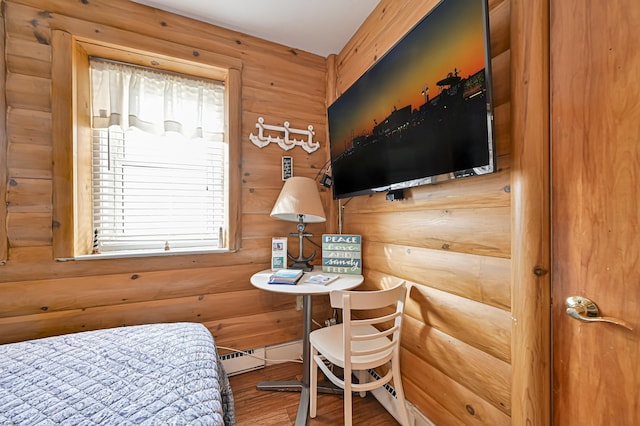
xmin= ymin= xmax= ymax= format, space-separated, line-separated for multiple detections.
xmin=309 ymin=281 xmax=410 ymax=426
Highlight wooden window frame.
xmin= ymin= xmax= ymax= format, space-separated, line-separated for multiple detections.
xmin=0 ymin=14 xmax=6 ymax=265
xmin=51 ymin=29 xmax=242 ymax=259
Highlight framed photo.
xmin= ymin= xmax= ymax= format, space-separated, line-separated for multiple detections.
xmin=271 ymin=237 xmax=288 ymax=270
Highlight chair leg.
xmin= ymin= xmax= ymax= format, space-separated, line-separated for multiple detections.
xmin=392 ymin=361 xmax=410 ymax=426
xmin=310 ymin=348 xmax=318 ymax=418
xmin=344 ymin=371 xmax=353 ymax=426
xmin=356 ymin=370 xmax=367 ymax=397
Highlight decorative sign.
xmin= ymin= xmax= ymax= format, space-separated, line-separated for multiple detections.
xmin=322 ymin=234 xmax=362 ymax=275
xmin=282 ymin=156 xmax=293 ymax=180
xmin=249 ymin=117 xmax=320 ymax=153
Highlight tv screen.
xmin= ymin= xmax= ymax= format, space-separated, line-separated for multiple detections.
xmin=328 ymin=0 xmax=495 ymax=199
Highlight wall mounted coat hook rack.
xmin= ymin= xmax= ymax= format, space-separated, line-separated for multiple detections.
xmin=249 ymin=117 xmax=320 ymax=153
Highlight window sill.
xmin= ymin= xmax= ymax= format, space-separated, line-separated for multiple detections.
xmin=56 ymin=247 xmax=231 ymax=261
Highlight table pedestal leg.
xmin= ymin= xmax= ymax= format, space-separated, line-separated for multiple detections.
xmin=255 ymin=295 xmax=341 ymax=425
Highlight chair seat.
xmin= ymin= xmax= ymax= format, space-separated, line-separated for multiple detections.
xmin=310 ymin=323 xmax=393 ymax=370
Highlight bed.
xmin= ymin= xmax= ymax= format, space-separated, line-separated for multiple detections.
xmin=0 ymin=322 xmax=235 ymax=425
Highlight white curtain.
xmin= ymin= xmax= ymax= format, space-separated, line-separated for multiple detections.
xmin=90 ymin=59 xmax=225 ymax=139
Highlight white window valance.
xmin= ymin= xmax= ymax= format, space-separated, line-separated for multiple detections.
xmin=90 ymin=58 xmax=225 ymax=139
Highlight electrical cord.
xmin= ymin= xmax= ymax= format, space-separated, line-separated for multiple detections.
xmin=313 ymin=159 xmax=332 ymax=182
xmin=304 ymin=235 xmax=322 ymax=249
xmin=338 ymin=197 xmax=353 ymax=234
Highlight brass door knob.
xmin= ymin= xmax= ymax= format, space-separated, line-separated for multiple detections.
xmin=565 ymin=296 xmax=633 ymax=330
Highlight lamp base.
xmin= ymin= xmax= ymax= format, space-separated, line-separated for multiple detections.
xmin=285 ymin=214 xmax=317 ymax=272
xmin=289 ymin=258 xmax=315 ymax=272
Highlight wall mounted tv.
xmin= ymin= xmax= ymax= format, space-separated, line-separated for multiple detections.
xmin=328 ymin=0 xmax=495 ymax=199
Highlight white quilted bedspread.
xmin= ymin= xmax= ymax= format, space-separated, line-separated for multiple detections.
xmin=0 ymin=323 xmax=235 ymax=425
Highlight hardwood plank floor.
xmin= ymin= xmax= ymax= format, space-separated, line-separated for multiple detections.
xmin=229 ymin=362 xmax=400 ymax=425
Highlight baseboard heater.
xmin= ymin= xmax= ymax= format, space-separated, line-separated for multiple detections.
xmin=365 ymin=369 xmax=435 ymax=426
xmin=219 ymin=347 xmax=266 ymax=376
xmin=219 ymin=340 xmax=302 ymax=376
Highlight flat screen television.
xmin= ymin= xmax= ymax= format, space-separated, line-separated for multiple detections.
xmin=327 ymin=0 xmax=495 ymax=199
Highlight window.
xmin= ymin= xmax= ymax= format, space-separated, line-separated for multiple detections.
xmin=90 ymin=59 xmax=226 ymax=254
xmin=51 ymin=30 xmax=242 ymax=260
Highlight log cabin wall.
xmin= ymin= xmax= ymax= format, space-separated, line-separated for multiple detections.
xmin=0 ymin=0 xmax=549 ymax=424
xmin=0 ymin=0 xmax=332 ymax=350
xmin=330 ymin=0 xmax=514 ymax=424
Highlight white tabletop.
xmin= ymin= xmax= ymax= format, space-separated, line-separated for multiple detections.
xmin=250 ymin=269 xmax=363 ymax=295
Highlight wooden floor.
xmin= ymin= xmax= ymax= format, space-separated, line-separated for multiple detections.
xmin=229 ymin=362 xmax=400 ymax=425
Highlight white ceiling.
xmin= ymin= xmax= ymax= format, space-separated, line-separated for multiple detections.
xmin=130 ymin=0 xmax=381 ymax=57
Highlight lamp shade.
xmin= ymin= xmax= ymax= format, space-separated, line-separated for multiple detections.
xmin=270 ymin=177 xmax=326 ymax=223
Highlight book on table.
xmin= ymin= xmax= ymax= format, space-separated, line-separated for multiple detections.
xmin=268 ymin=269 xmax=304 ymax=285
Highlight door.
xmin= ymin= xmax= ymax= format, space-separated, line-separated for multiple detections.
xmin=551 ymin=0 xmax=640 ymax=424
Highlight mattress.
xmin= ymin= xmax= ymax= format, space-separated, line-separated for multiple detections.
xmin=0 ymin=322 xmax=235 ymax=425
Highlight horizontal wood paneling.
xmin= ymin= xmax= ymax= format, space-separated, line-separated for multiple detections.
xmin=489 ymin=0 xmax=511 ymax=57
xmin=7 ymin=108 xmax=52 ymax=145
xmin=336 ymin=0 xmax=509 ymax=95
xmin=0 ymin=289 xmax=281 ymax=341
xmin=6 ymin=178 xmax=52 ymax=213
xmin=0 ymin=281 xmax=331 ymax=347
xmin=345 ymin=207 xmax=510 ymax=258
xmin=494 ymin=103 xmax=511 ymax=155
xmin=403 ymin=315 xmax=512 ymax=415
xmin=0 ymin=243 xmax=272 ymax=283
xmin=7 ymin=141 xmax=52 ymax=179
xmin=0 ymin=0 xmax=329 ymax=358
xmin=364 ymin=243 xmax=510 ymax=310
xmin=5 ymin=72 xmax=50 ymax=111
xmin=359 ymin=269 xmax=510 ymax=364
xmin=336 ymin=0 xmax=440 ymax=91
xmin=333 ymin=0 xmax=513 ymax=423
xmin=406 ymin=282 xmax=511 ymax=363
xmin=0 ymin=265 xmax=255 ymax=317
xmin=5 ymin=35 xmax=51 ymax=77
xmin=6 ymin=212 xmax=51 ymax=247
xmin=491 ymin=49 xmax=511 ymax=108
xmin=403 ymin=349 xmax=511 ymax=425
xmin=205 ymin=310 xmax=305 ymax=353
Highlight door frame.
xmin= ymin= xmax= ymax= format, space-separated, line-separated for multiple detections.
xmin=510 ymin=0 xmax=551 ymax=424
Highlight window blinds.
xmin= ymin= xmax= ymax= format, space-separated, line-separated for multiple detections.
xmin=89 ymin=58 xmax=227 ymax=253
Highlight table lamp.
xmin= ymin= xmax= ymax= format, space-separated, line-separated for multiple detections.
xmin=270 ymin=176 xmax=326 ymax=271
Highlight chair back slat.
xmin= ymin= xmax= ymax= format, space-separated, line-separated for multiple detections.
xmin=351 ymin=339 xmax=395 ymax=357
xmin=352 ymin=311 xmax=400 ymax=327
xmin=329 ymin=281 xmax=406 ymax=310
xmin=351 ymin=324 xmax=398 ymax=342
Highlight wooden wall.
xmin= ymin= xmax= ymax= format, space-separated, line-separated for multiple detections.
xmin=0 ymin=0 xmax=332 ymax=350
xmin=0 ymin=0 xmax=550 ymax=424
xmin=330 ymin=0 xmax=514 ymax=424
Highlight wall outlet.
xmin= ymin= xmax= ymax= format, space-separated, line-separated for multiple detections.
xmin=296 ymin=296 xmax=303 ymax=311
